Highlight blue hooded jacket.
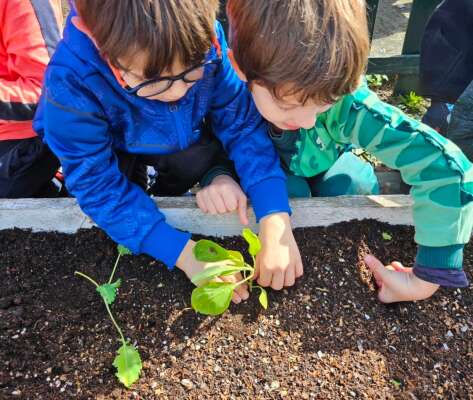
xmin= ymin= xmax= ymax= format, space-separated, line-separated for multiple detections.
xmin=33 ymin=14 xmax=290 ymax=268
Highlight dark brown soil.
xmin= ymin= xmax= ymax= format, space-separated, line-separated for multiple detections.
xmin=1 ymin=221 xmax=472 ymax=400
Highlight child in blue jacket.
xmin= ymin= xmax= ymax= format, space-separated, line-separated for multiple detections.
xmin=34 ymin=0 xmax=303 ymax=299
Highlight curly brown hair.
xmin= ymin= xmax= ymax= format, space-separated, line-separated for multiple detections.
xmin=227 ymin=0 xmax=369 ymax=104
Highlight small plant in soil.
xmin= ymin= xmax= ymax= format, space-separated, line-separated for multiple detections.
xmin=191 ymin=228 xmax=268 ymax=316
xmin=366 ymin=74 xmax=389 ymax=89
xmin=382 ymin=232 xmax=393 ymax=241
xmin=75 ymin=245 xmax=142 ymax=388
xmin=399 ymin=91 xmax=425 ymax=114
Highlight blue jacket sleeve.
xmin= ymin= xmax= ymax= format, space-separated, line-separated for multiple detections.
xmin=34 ymin=68 xmax=190 ymax=268
xmin=209 ymin=22 xmax=291 ymax=221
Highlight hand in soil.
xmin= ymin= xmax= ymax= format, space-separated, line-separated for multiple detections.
xmin=196 ymin=175 xmax=249 ymax=225
xmin=176 ymin=239 xmax=250 ymax=304
xmin=255 ymin=212 xmax=304 ymax=290
xmin=364 ymin=255 xmax=439 ymax=303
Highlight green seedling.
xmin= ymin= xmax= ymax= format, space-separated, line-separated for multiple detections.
xmin=366 ymin=74 xmax=389 ymax=88
xmin=191 ymin=228 xmax=268 ymax=316
xmin=75 ymin=245 xmax=142 ymax=388
xmin=382 ymin=232 xmax=393 ymax=241
xmin=399 ymin=91 xmax=425 ymax=114
xmin=390 ymin=379 xmax=402 ymax=389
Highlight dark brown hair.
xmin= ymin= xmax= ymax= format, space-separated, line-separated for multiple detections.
xmin=227 ymin=0 xmax=369 ymax=104
xmin=75 ymin=0 xmax=219 ymax=78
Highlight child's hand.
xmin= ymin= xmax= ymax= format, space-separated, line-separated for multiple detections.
xmin=364 ymin=255 xmax=439 ymax=303
xmin=254 ymin=213 xmax=304 ymax=290
xmin=197 ymin=175 xmax=249 ymax=225
xmin=176 ymin=240 xmax=249 ymax=304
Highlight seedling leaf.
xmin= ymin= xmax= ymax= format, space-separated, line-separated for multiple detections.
xmin=117 ymin=245 xmax=132 ymax=256
xmin=113 ymin=343 xmax=142 ymax=388
xmin=194 ymin=240 xmax=229 ymax=262
xmin=228 ymin=250 xmax=244 ymax=265
xmin=390 ymin=379 xmax=401 ymax=389
xmin=382 ymin=232 xmax=393 ymax=241
xmin=97 ymin=279 xmax=122 ymax=305
xmin=191 ymin=265 xmax=245 ymax=285
xmin=259 ymin=288 xmax=268 ymax=310
xmin=191 ymin=282 xmax=236 ymax=316
xmin=242 ymin=228 xmax=261 ymax=257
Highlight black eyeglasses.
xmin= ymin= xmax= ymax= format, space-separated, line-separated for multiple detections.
xmin=123 ymin=57 xmax=222 ymax=98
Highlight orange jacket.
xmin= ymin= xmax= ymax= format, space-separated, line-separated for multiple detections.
xmin=0 ymin=0 xmax=62 ymax=140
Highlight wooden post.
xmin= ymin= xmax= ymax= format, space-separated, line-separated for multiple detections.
xmin=366 ymin=0 xmax=380 ymax=43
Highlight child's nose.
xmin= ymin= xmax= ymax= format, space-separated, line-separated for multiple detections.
xmin=167 ymin=80 xmax=190 ymax=100
xmin=298 ymin=112 xmax=318 ymax=130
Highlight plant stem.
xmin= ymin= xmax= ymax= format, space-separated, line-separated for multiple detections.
xmin=108 ymin=254 xmax=121 ymax=284
xmin=235 ymin=265 xmax=255 ymax=288
xmin=75 ymin=271 xmax=126 ymax=345
xmin=103 ymin=300 xmax=126 ymax=345
xmin=75 ymin=271 xmax=100 ymax=288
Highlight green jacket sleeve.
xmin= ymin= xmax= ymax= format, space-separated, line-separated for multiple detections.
xmin=293 ymin=83 xmax=473 ymax=286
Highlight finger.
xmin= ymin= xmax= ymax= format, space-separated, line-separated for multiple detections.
xmin=390 ymin=261 xmax=411 ymax=273
xmin=295 ymin=256 xmax=304 ymax=278
xmin=222 ymin=193 xmax=237 ymax=212
xmin=257 ymin=265 xmax=272 ymax=287
xmin=237 ymin=195 xmax=249 ymax=226
xmin=284 ymin=264 xmax=296 ymax=287
xmin=196 ymin=192 xmax=208 ymax=213
xmin=231 ymin=290 xmax=242 ymax=304
xmin=222 ymin=273 xmax=249 ymax=301
xmin=253 ymin=255 xmax=261 ymax=280
xmin=364 ymin=254 xmax=390 ymax=287
xmin=234 ymin=282 xmax=249 ymax=301
xmin=271 ymin=270 xmax=285 ymax=291
xmin=210 ymin=190 xmax=227 ymax=214
xmin=204 ymin=192 xmax=218 ymax=215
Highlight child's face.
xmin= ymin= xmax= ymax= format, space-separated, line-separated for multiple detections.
xmin=119 ymin=52 xmax=200 ymax=102
xmin=250 ymin=83 xmax=332 ymax=131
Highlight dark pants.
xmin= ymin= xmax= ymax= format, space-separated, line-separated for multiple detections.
xmin=119 ymin=128 xmax=227 ymax=196
xmin=0 ymin=137 xmax=60 ymax=198
xmin=445 ymin=80 xmax=473 ymax=161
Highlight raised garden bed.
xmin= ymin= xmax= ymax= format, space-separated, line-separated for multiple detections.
xmin=0 ymin=196 xmax=471 ymax=399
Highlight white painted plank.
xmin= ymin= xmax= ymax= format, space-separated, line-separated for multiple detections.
xmin=0 ymin=195 xmax=413 ymax=236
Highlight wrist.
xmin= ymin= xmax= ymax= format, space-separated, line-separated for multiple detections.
xmin=211 ymin=174 xmax=235 ymax=185
xmin=175 ymin=239 xmax=196 ymax=273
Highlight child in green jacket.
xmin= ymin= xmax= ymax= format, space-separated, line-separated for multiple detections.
xmin=196 ymin=0 xmax=473 ymax=302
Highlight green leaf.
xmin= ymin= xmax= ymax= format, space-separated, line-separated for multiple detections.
xmin=113 ymin=343 xmax=142 ymax=388
xmin=97 ymin=279 xmax=122 ymax=305
xmin=191 ymin=265 xmax=245 ymax=285
xmin=382 ymin=232 xmax=393 ymax=241
xmin=191 ymin=282 xmax=236 ymax=316
xmin=242 ymin=228 xmax=261 ymax=257
xmin=194 ymin=240 xmax=229 ymax=262
xmin=117 ymin=245 xmax=132 ymax=256
xmin=258 ymin=287 xmax=268 ymax=310
xmin=390 ymin=379 xmax=401 ymax=389
xmin=228 ymin=250 xmax=244 ymax=265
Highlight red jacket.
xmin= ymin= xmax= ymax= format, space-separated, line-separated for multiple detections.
xmin=0 ymin=0 xmax=62 ymax=140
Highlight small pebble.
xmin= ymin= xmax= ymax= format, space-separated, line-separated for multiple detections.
xmin=271 ymin=381 xmax=280 ymax=390
xmin=461 ymin=325 xmax=469 ymax=333
xmin=181 ymin=379 xmax=194 ymax=390
xmin=11 ymin=391 xmax=21 ymax=396
xmin=446 ymin=330 xmax=454 ymax=338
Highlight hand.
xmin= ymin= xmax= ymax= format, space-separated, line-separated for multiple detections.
xmin=254 ymin=213 xmax=303 ymax=290
xmin=176 ymin=239 xmax=249 ymax=304
xmin=197 ymin=175 xmax=249 ymax=225
xmin=364 ymin=254 xmax=439 ymax=303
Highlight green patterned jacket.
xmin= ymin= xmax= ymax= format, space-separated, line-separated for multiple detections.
xmin=290 ymin=84 xmax=473 ymax=287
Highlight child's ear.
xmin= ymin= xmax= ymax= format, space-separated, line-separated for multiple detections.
xmin=227 ymin=49 xmax=247 ymax=82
